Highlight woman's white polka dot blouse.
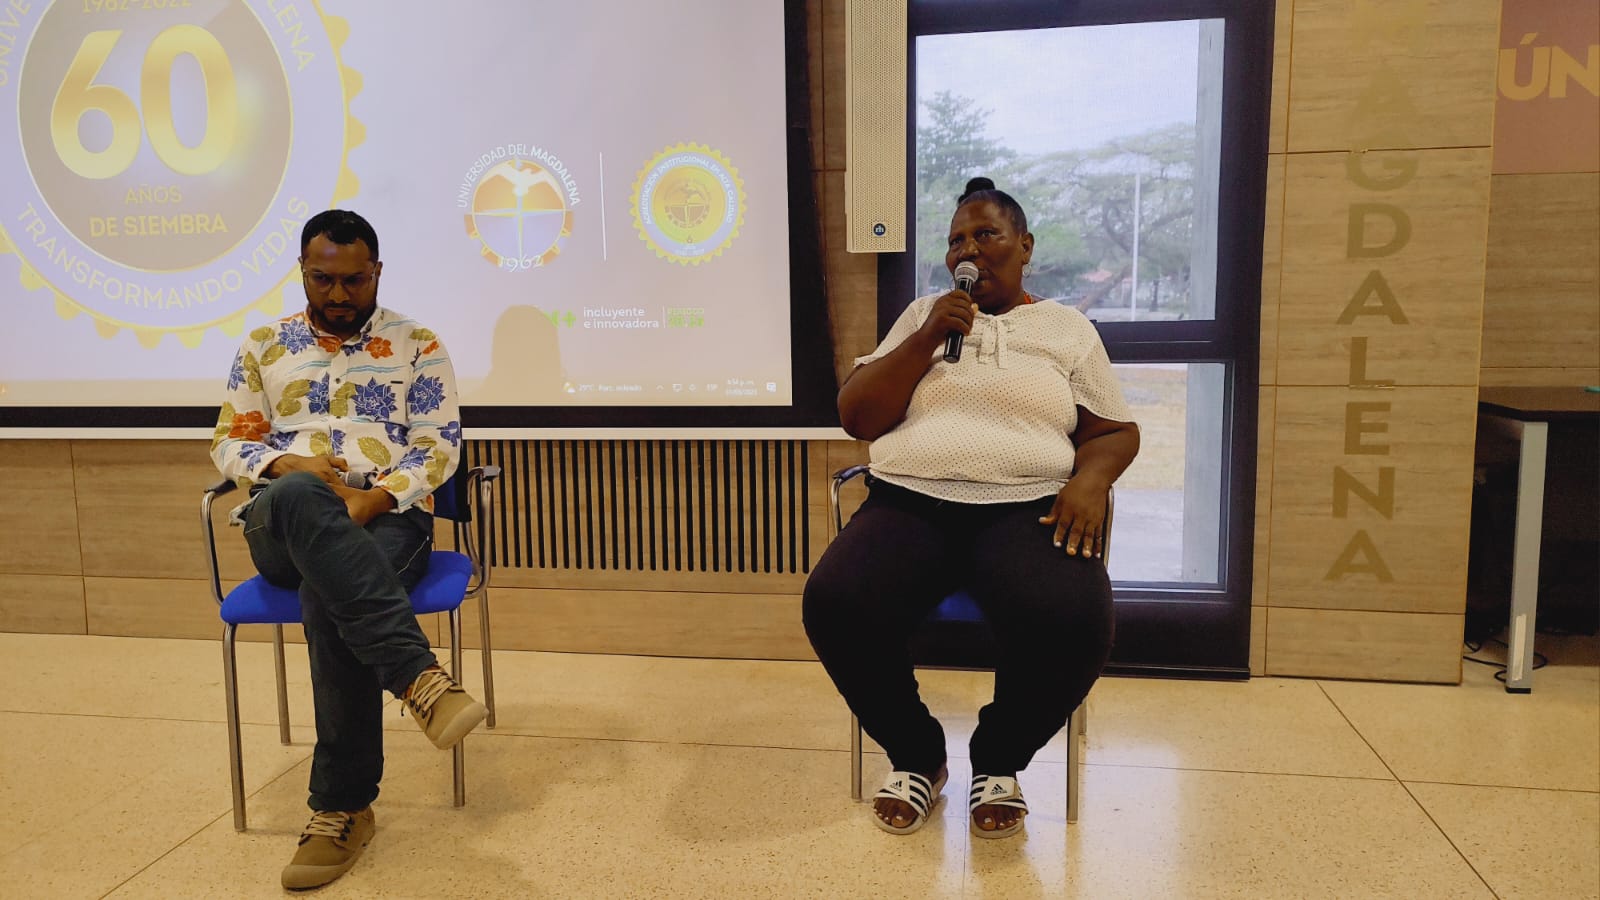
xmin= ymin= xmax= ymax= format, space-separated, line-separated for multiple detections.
xmin=854 ymin=293 xmax=1136 ymax=504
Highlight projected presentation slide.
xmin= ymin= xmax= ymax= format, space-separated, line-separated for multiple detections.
xmin=0 ymin=0 xmax=793 ymax=410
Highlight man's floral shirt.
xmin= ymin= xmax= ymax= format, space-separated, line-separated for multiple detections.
xmin=210 ymin=307 xmax=461 ymax=514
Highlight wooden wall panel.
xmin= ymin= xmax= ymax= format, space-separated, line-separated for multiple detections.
xmin=821 ymin=0 xmax=847 ymax=171
xmin=87 ymin=576 xmax=266 ymax=641
xmin=1480 ymin=172 xmax=1600 ymax=376
xmin=82 ymin=575 xmax=444 ymax=646
xmin=452 ymin=588 xmax=814 ymax=661
xmin=1277 ymin=148 xmax=1492 ymax=387
xmin=824 ymin=170 xmax=881 ymax=384
xmin=0 ymin=574 xmax=85 ymax=634
xmin=1268 ymin=386 xmax=1476 ymax=613
xmin=72 ymin=440 xmax=257 ymax=581
xmin=1268 ymin=0 xmax=1293 ymax=155
xmin=1260 ymin=154 xmax=1286 ymax=386
xmin=1480 ymin=368 xmax=1600 ymax=388
xmin=1264 ymin=0 xmax=1503 ymax=681
xmin=807 ymin=0 xmax=826 ymax=172
xmin=1286 ymin=0 xmax=1500 ymax=153
xmin=1266 ymin=607 xmax=1463 ymax=683
xmin=484 ymin=566 xmax=808 ymax=596
xmin=0 ymin=439 xmax=82 ymax=575
xmin=1253 ymin=387 xmax=1277 ymax=608
xmin=1250 ymin=607 xmax=1268 ymax=677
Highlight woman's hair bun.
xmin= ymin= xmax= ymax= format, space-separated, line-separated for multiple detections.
xmin=958 ymin=177 xmax=997 ymax=203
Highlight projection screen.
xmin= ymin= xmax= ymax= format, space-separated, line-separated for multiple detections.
xmin=0 ymin=0 xmax=836 ymax=433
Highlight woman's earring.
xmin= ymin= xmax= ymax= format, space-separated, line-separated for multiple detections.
xmin=1023 ymin=263 xmax=1034 ymax=277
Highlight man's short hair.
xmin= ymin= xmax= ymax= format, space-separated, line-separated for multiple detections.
xmin=301 ymin=209 xmax=380 ymax=260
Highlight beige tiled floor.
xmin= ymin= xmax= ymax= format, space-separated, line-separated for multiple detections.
xmin=2 ymin=632 xmax=1596 ymax=899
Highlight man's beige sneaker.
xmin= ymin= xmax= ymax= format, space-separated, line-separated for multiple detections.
xmin=281 ymin=807 xmax=375 ymax=890
xmin=404 ymin=665 xmax=487 ymax=749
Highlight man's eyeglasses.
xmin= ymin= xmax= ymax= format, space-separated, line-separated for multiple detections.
xmin=303 ymin=268 xmax=376 ymax=293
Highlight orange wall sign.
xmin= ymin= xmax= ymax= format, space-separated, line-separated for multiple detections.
xmin=1495 ymin=1 xmax=1600 ymax=174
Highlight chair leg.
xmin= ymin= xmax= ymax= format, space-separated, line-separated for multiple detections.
xmin=850 ymin=712 xmax=863 ymax=801
xmin=1066 ymin=704 xmax=1083 ymax=824
xmin=223 ymin=625 xmax=248 ymax=832
xmin=272 ymin=624 xmax=291 ymax=745
xmin=477 ymin=590 xmax=497 ymax=729
xmin=450 ymin=608 xmax=466 ymax=808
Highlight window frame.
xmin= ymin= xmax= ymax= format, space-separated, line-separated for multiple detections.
xmin=880 ymin=0 xmax=1276 ymax=675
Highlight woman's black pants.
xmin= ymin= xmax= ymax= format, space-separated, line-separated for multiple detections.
xmin=802 ymin=477 xmax=1115 ymax=778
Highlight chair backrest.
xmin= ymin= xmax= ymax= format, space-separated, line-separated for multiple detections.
xmin=430 ymin=466 xmax=472 ymax=523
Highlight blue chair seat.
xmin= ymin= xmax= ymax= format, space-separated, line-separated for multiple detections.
xmin=220 ymin=550 xmax=475 ymax=625
xmin=931 ymin=590 xmax=984 ymax=624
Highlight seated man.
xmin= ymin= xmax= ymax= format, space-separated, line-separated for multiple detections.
xmin=210 ymin=209 xmax=486 ymax=890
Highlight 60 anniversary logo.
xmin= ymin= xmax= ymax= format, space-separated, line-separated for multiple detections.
xmin=0 ymin=0 xmax=360 ymax=348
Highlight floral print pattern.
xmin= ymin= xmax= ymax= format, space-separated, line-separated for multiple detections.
xmin=210 ymin=309 xmax=459 ymax=515
xmin=227 ymin=411 xmax=270 ymax=441
xmin=278 ymin=318 xmax=315 ymax=354
xmin=407 ymin=375 xmax=445 ymax=415
xmin=440 ymin=421 xmax=462 ymax=447
xmin=307 ymin=375 xmax=330 ymax=416
xmin=353 ymin=378 xmax=397 ymax=421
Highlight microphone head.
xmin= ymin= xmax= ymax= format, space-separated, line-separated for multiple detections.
xmin=953 ymin=261 xmax=980 ymax=291
xmin=341 ymin=469 xmax=371 ymax=490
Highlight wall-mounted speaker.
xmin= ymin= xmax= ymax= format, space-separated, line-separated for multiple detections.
xmin=844 ymin=0 xmax=907 ymax=253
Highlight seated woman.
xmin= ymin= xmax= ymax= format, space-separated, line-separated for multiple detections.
xmin=804 ymin=177 xmax=1139 ymax=839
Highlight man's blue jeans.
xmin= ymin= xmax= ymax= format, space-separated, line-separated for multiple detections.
xmin=242 ymin=472 xmax=437 ymax=812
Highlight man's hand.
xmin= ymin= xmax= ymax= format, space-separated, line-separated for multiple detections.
xmin=1040 ymin=476 xmax=1109 ymax=558
xmin=330 ymin=483 xmax=398 ymax=526
xmin=264 ymin=454 xmax=349 ymax=486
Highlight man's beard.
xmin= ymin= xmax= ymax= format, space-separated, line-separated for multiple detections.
xmin=311 ymin=298 xmax=375 ymax=337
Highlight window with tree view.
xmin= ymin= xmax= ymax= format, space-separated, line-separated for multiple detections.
xmin=916 ymin=19 xmax=1222 ymax=322
xmin=915 ymin=18 xmax=1230 ymax=586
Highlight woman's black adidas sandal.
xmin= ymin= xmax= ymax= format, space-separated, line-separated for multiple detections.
xmin=969 ymin=774 xmax=1028 ymax=839
xmin=871 ymin=769 xmax=949 ymax=835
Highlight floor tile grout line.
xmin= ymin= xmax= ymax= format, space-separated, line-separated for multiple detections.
xmin=403 ymin=730 xmax=1424 ymax=787
xmin=1069 ymin=761 xmax=1401 ymax=784
xmin=1398 ymin=778 xmax=1600 ymax=797
xmin=1312 ymin=682 xmax=1403 ymax=781
xmin=12 ymin=706 xmax=1588 ymax=795
xmin=98 ymin=753 xmax=316 ymax=897
xmin=1316 ymin=681 xmax=1503 ymax=900
xmin=98 ymin=808 xmax=237 ymax=899
xmin=427 ymin=728 xmax=1435 ymax=786
xmin=1 ymin=765 xmax=169 ymax=871
xmin=13 ymin=707 xmax=1526 ymax=790
xmin=0 ymin=708 xmax=335 ymax=730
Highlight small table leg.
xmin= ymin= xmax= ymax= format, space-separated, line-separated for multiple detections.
xmin=1504 ymin=420 xmax=1547 ymax=693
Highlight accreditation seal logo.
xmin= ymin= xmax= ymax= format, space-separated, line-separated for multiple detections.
xmin=630 ymin=143 xmax=744 ymax=265
xmin=0 ymin=0 xmax=362 ymax=348
xmin=458 ymin=144 xmax=579 ymax=271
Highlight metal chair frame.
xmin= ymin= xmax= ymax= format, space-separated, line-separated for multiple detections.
xmin=830 ymin=465 xmax=1111 ymax=824
xmin=201 ymin=465 xmax=501 ymax=831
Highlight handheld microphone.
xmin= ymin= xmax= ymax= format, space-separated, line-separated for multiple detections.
xmin=944 ymin=261 xmax=979 ymax=363
xmin=341 ymin=469 xmax=372 ymax=490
